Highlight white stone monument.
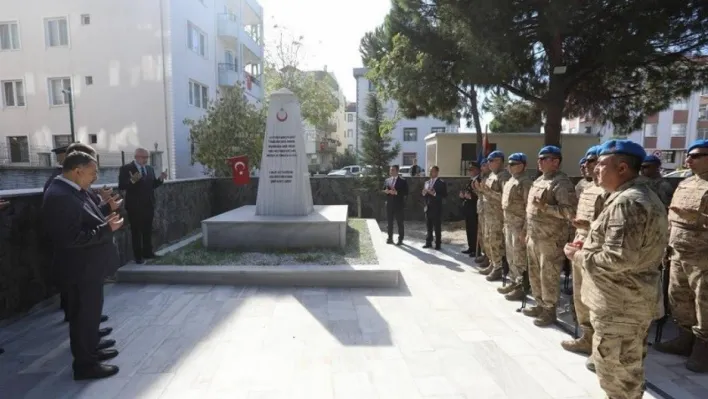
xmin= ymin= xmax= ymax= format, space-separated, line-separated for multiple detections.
xmin=201 ymin=88 xmax=348 ymax=250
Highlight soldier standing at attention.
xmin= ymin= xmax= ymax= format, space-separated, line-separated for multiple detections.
xmin=475 ymin=159 xmax=491 ymax=264
xmin=654 ymin=139 xmax=708 ymax=372
xmin=474 ymin=151 xmax=511 ymax=281
xmin=561 ymin=146 xmax=605 ymax=355
xmin=575 ymin=156 xmax=593 ymax=198
xmin=565 ymin=140 xmax=667 ymax=399
xmin=524 ymin=146 xmax=578 ymax=326
xmin=498 ymin=153 xmax=532 ymax=301
xmin=640 ymin=155 xmax=674 ymax=207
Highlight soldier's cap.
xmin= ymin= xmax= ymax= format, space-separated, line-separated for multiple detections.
xmin=480 ymin=158 xmax=489 ymax=165
xmin=687 ymin=139 xmax=708 ymax=153
xmin=642 ymin=155 xmax=661 ymax=165
xmin=508 ymin=153 xmax=527 ymax=164
xmin=584 ymin=145 xmax=599 ymax=160
xmin=468 ymin=161 xmax=480 ymax=169
xmin=538 ymin=145 xmax=562 ymax=158
xmin=51 ymin=145 xmax=68 ymax=154
xmin=487 ymin=150 xmax=505 ymax=160
xmin=578 ymin=157 xmax=586 ymax=166
xmin=597 ymin=139 xmax=646 ymax=161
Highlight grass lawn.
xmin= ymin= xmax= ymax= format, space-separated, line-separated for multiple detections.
xmin=150 ymin=219 xmax=378 ymax=266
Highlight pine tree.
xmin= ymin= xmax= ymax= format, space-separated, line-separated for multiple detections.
xmin=358 ymin=92 xmax=400 ymax=190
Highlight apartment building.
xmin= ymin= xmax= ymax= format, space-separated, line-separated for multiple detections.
xmin=563 ymin=88 xmax=708 ymax=170
xmin=343 ymin=102 xmax=357 ymax=153
xmin=353 ymin=67 xmax=459 ymax=168
xmin=0 ymin=0 xmax=264 ymax=178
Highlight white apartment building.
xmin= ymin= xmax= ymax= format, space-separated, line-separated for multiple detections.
xmin=302 ymin=68 xmax=346 ymax=171
xmin=343 ymin=102 xmax=357 ymax=153
xmin=563 ymin=88 xmax=708 ymax=170
xmin=353 ymin=68 xmax=459 ymax=168
xmin=0 ymin=0 xmax=264 ymax=178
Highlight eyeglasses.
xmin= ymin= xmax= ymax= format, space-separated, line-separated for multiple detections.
xmin=686 ymin=153 xmax=708 ymax=160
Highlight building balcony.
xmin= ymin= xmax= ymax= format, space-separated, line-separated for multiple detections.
xmin=317 ymin=139 xmax=339 ymax=153
xmin=241 ymin=29 xmax=263 ymax=60
xmin=218 ymin=63 xmax=239 ymax=87
xmin=217 ymin=14 xmax=239 ymax=41
xmin=244 ymin=72 xmax=263 ymax=100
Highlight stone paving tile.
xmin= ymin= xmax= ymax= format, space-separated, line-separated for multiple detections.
xmin=2 ymin=234 xmax=708 ymax=398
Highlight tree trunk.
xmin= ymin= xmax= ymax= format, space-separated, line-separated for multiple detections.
xmin=469 ymin=87 xmax=484 ymax=157
xmin=544 ymin=79 xmax=565 ymax=147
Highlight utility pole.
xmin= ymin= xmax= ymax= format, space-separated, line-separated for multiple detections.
xmin=62 ymin=89 xmax=76 ymax=143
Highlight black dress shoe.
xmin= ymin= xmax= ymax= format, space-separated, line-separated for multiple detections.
xmin=97 ymin=339 xmax=116 ymax=350
xmin=97 ymin=349 xmax=119 ymax=361
xmin=396 ymin=240 xmax=403 ymax=246
xmin=435 ymin=245 xmax=441 ymax=250
xmin=386 ymin=238 xmax=394 ymax=244
xmin=462 ymin=249 xmax=472 ymax=254
xmin=423 ymin=243 xmax=432 ymax=248
xmin=73 ymin=364 xmax=119 ymax=380
xmin=135 ymin=258 xmax=145 ymax=264
xmin=100 ymin=315 xmax=109 ymax=323
xmin=98 ymin=327 xmax=113 ymax=338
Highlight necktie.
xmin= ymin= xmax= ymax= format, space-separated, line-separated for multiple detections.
xmin=141 ymin=166 xmax=146 ymax=176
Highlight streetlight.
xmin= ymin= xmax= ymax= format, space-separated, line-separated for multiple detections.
xmin=62 ymin=88 xmax=76 ymax=143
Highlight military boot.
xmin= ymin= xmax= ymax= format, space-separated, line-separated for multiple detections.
xmin=585 ymin=357 xmax=596 ymax=373
xmin=561 ymin=328 xmax=593 ymax=355
xmin=475 ymin=255 xmax=487 ymax=263
xmin=504 ymin=286 xmax=525 ymax=301
xmin=533 ymin=307 xmax=557 ymax=327
xmin=654 ymin=326 xmax=695 ymax=357
xmin=478 ymin=264 xmax=494 ymax=275
xmin=686 ymin=337 xmax=708 ymax=373
xmin=497 ymin=283 xmax=516 ymax=295
xmin=522 ymin=305 xmax=542 ymax=318
xmin=486 ymin=268 xmax=503 ymax=282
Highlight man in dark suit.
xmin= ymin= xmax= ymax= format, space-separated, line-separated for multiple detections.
xmin=0 ymin=197 xmax=10 ymax=356
xmin=422 ymin=165 xmax=448 ymax=249
xmin=118 ymin=147 xmax=167 ymax=264
xmin=383 ymin=165 xmax=409 ymax=245
xmin=460 ymin=162 xmax=480 ymax=255
xmin=42 ymin=151 xmax=123 ymax=380
xmin=43 ymin=145 xmax=68 ymax=192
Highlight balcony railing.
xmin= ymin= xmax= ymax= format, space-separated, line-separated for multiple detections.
xmin=217 ymin=13 xmax=239 ymax=40
xmin=218 ymin=63 xmax=239 ymax=87
xmin=0 ymin=143 xmax=125 ymax=167
xmin=317 ymin=139 xmax=339 ymax=154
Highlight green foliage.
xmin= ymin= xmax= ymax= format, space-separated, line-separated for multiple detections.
xmin=483 ymin=93 xmax=542 ymax=133
xmin=184 ymin=85 xmax=266 ymax=176
xmin=332 ymin=148 xmax=358 ymax=170
xmin=358 ymin=93 xmax=400 ymax=189
xmin=361 ymin=0 xmax=708 ymax=145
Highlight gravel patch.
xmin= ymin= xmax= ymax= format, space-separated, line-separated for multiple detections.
xmin=377 ymin=220 xmax=469 ymax=246
xmin=151 ymin=219 xmax=378 ymax=266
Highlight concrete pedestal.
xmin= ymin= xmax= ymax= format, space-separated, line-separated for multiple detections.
xmin=202 ymin=205 xmax=348 ymax=250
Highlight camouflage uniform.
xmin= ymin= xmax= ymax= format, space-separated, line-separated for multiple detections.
xmin=645 ymin=175 xmax=674 ymax=208
xmin=479 ymin=169 xmax=511 ymax=279
xmin=524 ymin=170 xmax=577 ymax=325
xmin=655 ymin=171 xmax=708 ymax=371
xmin=476 ymin=172 xmax=490 ymax=262
xmin=577 ymin=179 xmax=667 ymax=399
xmin=561 ymin=182 xmax=606 ymax=354
xmin=575 ymin=178 xmax=593 ymax=198
xmin=500 ymin=171 xmax=532 ymax=297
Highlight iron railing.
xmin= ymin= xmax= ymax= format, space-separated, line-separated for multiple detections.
xmin=0 ymin=142 xmax=126 ymax=167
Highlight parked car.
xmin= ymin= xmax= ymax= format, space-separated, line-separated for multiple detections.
xmin=398 ymin=165 xmax=424 ymax=177
xmin=327 ymin=169 xmax=349 ymax=177
xmin=663 ymin=169 xmax=693 ymax=178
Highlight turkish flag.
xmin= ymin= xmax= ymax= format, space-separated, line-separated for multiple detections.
xmin=228 ymin=155 xmax=250 ymax=185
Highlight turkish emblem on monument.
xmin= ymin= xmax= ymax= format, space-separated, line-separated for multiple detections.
xmin=276 ymin=108 xmax=288 ymax=122
xmin=228 ymin=155 xmax=250 ymax=186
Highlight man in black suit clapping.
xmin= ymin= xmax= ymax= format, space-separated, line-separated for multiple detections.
xmin=383 ymin=165 xmax=409 ymax=245
xmin=118 ymin=148 xmax=167 ymax=264
xmin=460 ymin=162 xmax=480 ymax=255
xmin=42 ymin=151 xmax=123 ymax=380
xmin=422 ymin=165 xmax=448 ymax=250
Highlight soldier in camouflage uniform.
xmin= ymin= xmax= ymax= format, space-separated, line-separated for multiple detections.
xmin=565 ymin=140 xmax=667 ymax=399
xmin=474 ymin=151 xmax=511 ymax=281
xmin=524 ymin=146 xmax=578 ymax=326
xmin=498 ymin=153 xmax=532 ymax=301
xmin=475 ymin=159 xmax=491 ymax=264
xmin=640 ymin=155 xmax=674 ymax=207
xmin=561 ymin=146 xmax=605 ymax=354
xmin=654 ymin=139 xmax=708 ymax=372
xmin=575 ymin=156 xmax=593 ymax=198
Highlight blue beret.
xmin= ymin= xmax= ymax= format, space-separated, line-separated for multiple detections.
xmin=487 ymin=150 xmax=505 ymax=160
xmin=687 ymin=139 xmax=708 ymax=153
xmin=585 ymin=145 xmax=599 ymax=159
xmin=480 ymin=158 xmax=488 ymax=165
xmin=597 ymin=139 xmax=646 ymax=160
xmin=508 ymin=153 xmax=527 ymax=164
xmin=538 ymin=146 xmax=562 ymax=157
xmin=642 ymin=155 xmax=661 ymax=165
xmin=579 ymin=157 xmax=586 ymax=166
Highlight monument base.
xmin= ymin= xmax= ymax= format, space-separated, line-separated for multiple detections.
xmin=202 ymin=205 xmax=348 ymax=250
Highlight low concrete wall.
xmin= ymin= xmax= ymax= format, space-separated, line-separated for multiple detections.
xmin=0 ymin=166 xmax=121 ymax=190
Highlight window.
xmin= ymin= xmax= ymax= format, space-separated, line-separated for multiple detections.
xmin=403 ymin=128 xmax=418 ymax=141
xmin=348 ymin=144 xmax=354 ymax=151
xmin=89 ymin=134 xmax=98 ymax=144
xmin=660 ymin=151 xmax=676 ymax=164
xmin=584 ymin=126 xmax=592 ymax=134
xmin=347 ymin=113 xmax=353 ymax=122
xmin=673 ymin=99 xmax=688 ymax=110
xmin=671 ymin=123 xmax=687 ymax=137
xmin=346 ymin=129 xmax=353 ymax=138
xmin=431 ymin=127 xmax=446 ymax=133
xmin=368 ymin=81 xmax=374 ymax=92
xmin=7 ymin=136 xmax=29 ymax=163
xmin=700 ymin=104 xmax=708 ymax=120
xmin=150 ymin=152 xmax=163 ymax=172
xmin=702 ymin=87 xmax=708 ymax=96
xmin=85 ymin=76 xmax=93 ymax=85
xmin=53 ymin=135 xmax=71 ymax=148
xmin=2 ymin=80 xmax=25 ymax=107
xmin=187 ymin=22 xmax=207 ymax=57
xmin=81 ymin=14 xmax=91 ymax=25
xmin=698 ymin=128 xmax=708 ymax=140
xmin=48 ymin=77 xmax=71 ymax=106
xmin=45 ymin=17 xmax=69 ymax=47
xmin=643 ymin=123 xmax=657 ymax=137
xmin=0 ymin=22 xmax=20 ymax=50
xmin=402 ymin=152 xmax=417 ymax=166
xmin=189 ymin=80 xmax=208 ymax=109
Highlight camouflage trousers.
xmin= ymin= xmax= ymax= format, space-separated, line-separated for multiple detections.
xmin=527 ymin=234 xmax=566 ymax=309
xmin=478 ymin=213 xmax=486 ymax=255
xmin=590 ymin=312 xmax=651 ymax=399
xmin=571 ymin=260 xmax=592 ymax=329
xmin=503 ymin=223 xmax=526 ymax=284
xmin=483 ymin=214 xmax=505 ymax=271
xmin=668 ymin=255 xmax=708 ymax=340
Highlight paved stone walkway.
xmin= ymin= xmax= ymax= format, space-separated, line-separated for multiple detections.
xmin=1 ymin=232 xmax=707 ymax=398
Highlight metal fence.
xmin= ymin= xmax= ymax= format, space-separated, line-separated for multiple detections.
xmin=0 ymin=142 xmax=126 ymax=167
